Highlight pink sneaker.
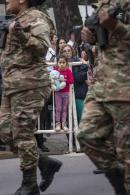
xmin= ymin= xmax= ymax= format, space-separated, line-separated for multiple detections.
xmin=55 ymin=122 xmax=61 ymax=132
xmin=62 ymin=122 xmax=69 ymax=132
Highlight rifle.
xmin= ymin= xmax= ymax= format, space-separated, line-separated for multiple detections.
xmin=80 ymin=43 xmax=94 ymax=66
xmin=0 ymin=15 xmax=14 ymax=49
xmin=0 ymin=0 xmax=21 ymax=49
xmin=81 ymin=0 xmax=95 ymax=67
xmin=0 ymin=1 xmax=8 ymax=49
xmin=85 ymin=0 xmax=89 ymax=19
xmin=0 ymin=15 xmax=22 ymax=49
xmin=85 ymin=3 xmax=130 ymax=50
xmin=73 ymin=0 xmax=94 ymax=67
xmin=80 ymin=42 xmax=95 ymax=84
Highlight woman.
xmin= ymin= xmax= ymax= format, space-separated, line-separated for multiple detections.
xmin=45 ymin=33 xmax=58 ymax=62
xmin=56 ymin=37 xmax=67 ymax=57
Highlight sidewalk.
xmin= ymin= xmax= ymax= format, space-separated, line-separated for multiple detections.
xmin=0 ymin=134 xmax=69 ymax=159
xmin=0 ymin=151 xmax=17 ymax=160
xmin=45 ymin=134 xmax=69 ymax=154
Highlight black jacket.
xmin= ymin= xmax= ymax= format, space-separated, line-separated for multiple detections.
xmin=72 ymin=64 xmax=88 ymax=99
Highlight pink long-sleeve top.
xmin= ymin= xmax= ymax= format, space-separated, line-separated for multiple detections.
xmin=54 ymin=67 xmax=74 ymax=92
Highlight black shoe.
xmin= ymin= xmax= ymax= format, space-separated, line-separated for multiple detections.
xmin=0 ymin=145 xmax=6 ymax=151
xmin=38 ymin=156 xmax=62 ymax=192
xmin=42 ymin=137 xmax=47 ymax=142
xmin=93 ymin=169 xmax=104 ymax=174
xmin=10 ymin=168 xmax=40 ymax=195
xmin=105 ymin=168 xmax=127 ymax=195
xmin=10 ymin=184 xmax=40 ymax=195
xmin=123 ymin=192 xmax=130 ymax=195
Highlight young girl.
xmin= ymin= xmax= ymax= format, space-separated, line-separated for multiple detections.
xmin=54 ymin=56 xmax=74 ymax=132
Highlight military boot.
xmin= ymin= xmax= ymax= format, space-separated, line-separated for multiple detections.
xmin=38 ymin=156 xmax=62 ymax=192
xmin=105 ymin=169 xmax=127 ymax=195
xmin=10 ymin=168 xmax=40 ymax=195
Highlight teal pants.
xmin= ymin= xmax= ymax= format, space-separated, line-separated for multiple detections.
xmin=75 ymin=99 xmax=84 ymax=123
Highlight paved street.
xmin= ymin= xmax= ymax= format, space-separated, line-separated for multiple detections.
xmin=0 ymin=153 xmax=114 ymax=195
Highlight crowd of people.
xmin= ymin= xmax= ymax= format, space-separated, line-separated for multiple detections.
xmin=45 ymin=31 xmax=90 ymax=125
xmin=1 ymin=0 xmax=130 ymax=195
xmin=32 ymin=28 xmax=91 ymax=152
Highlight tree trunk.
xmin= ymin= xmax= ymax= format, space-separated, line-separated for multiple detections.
xmin=51 ymin=0 xmax=83 ymax=38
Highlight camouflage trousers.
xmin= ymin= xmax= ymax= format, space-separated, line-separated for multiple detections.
xmin=77 ymin=99 xmax=130 ymax=191
xmin=0 ymin=86 xmax=51 ymax=171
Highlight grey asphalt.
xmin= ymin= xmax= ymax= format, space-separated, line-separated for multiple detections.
xmin=0 ymin=153 xmax=114 ymax=195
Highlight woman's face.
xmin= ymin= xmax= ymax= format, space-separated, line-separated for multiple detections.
xmin=52 ymin=35 xmax=58 ymax=45
xmin=81 ymin=51 xmax=88 ymax=61
xmin=62 ymin=46 xmax=73 ymax=59
xmin=59 ymin=39 xmax=66 ymax=49
xmin=70 ymin=33 xmax=75 ymax=42
xmin=92 ymin=46 xmax=96 ymax=56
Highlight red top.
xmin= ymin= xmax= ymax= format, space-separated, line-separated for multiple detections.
xmin=54 ymin=67 xmax=74 ymax=92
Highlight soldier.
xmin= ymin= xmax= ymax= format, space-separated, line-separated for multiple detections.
xmin=77 ymin=0 xmax=130 ymax=195
xmin=0 ymin=0 xmax=62 ymax=195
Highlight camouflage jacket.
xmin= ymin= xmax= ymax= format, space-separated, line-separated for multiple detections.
xmin=0 ymin=7 xmax=54 ymax=95
xmin=91 ymin=0 xmax=130 ymax=101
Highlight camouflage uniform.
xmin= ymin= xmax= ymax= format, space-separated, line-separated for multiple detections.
xmin=77 ymin=0 xmax=130 ymax=192
xmin=0 ymin=7 xmax=53 ymax=171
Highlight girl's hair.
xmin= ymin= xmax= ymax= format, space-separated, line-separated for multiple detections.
xmin=57 ymin=55 xmax=69 ymax=67
xmin=60 ymin=44 xmax=75 ymax=58
xmin=27 ymin=0 xmax=46 ymax=7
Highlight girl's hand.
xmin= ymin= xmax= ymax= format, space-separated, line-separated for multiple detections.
xmin=60 ymin=77 xmax=65 ymax=82
xmin=51 ymin=80 xmax=55 ymax=84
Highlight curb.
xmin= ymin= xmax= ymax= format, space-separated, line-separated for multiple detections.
xmin=0 ymin=151 xmax=18 ymax=160
xmin=0 ymin=151 xmax=69 ymax=160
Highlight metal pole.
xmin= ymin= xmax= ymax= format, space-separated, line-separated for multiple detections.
xmin=0 ymin=0 xmax=6 ymax=15
xmin=85 ymin=0 xmax=89 ymax=19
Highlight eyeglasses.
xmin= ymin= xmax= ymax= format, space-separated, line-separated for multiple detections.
xmin=63 ymin=49 xmax=72 ymax=53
